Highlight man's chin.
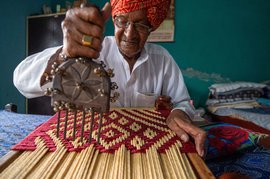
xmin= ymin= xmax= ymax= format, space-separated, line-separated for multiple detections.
xmin=119 ymin=48 xmax=140 ymax=59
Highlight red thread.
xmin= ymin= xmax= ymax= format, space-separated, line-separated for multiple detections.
xmin=12 ymin=109 xmax=196 ymax=154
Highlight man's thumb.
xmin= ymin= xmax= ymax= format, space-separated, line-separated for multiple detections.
xmin=102 ymin=2 xmax=112 ymax=22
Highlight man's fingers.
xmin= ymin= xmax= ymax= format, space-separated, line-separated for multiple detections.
xmin=73 ymin=7 xmax=104 ymax=28
xmin=63 ymin=41 xmax=100 ymax=59
xmin=62 ymin=4 xmax=108 ymax=59
xmin=167 ymin=117 xmax=189 ymax=142
xmin=175 ymin=119 xmax=206 ymax=157
xmin=102 ymin=2 xmax=112 ymax=22
xmin=171 ymin=114 xmax=207 ymax=157
xmin=175 ymin=129 xmax=190 ymax=142
xmin=80 ymin=2 xmax=111 ymax=22
xmin=194 ymin=130 xmax=207 ymax=157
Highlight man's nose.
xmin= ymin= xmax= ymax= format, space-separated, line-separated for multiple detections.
xmin=124 ymin=23 xmax=138 ymax=39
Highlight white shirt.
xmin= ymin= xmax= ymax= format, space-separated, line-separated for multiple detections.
xmin=14 ymin=36 xmax=195 ymax=118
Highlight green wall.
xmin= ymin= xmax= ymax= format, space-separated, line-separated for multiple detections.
xmin=1 ymin=0 xmax=270 ymax=113
xmin=175 ymin=0 xmax=270 ymax=80
xmin=0 ymin=0 xmax=47 ymax=114
xmin=175 ymin=0 xmax=270 ymax=106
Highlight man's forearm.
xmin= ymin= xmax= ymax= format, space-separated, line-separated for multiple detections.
xmin=13 ymin=46 xmax=61 ymax=98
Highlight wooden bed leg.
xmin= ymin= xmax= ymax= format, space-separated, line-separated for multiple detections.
xmin=187 ymin=153 xmax=215 ymax=179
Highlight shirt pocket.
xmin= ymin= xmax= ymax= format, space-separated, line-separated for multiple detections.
xmin=135 ymin=92 xmax=158 ymax=107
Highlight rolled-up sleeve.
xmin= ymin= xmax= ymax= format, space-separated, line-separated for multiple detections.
xmin=161 ymin=54 xmax=196 ymax=120
xmin=13 ymin=47 xmax=60 ymax=98
xmin=173 ymin=101 xmax=196 ymax=120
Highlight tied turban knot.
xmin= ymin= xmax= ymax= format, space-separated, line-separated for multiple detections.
xmin=110 ymin=0 xmax=171 ymax=31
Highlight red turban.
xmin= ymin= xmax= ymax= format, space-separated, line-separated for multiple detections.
xmin=110 ymin=0 xmax=171 ymax=31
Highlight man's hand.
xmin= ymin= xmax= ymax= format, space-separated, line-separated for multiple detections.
xmin=61 ymin=2 xmax=111 ymax=59
xmin=166 ymin=109 xmax=207 ymax=157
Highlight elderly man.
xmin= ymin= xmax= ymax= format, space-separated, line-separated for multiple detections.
xmin=14 ymin=0 xmax=206 ymax=157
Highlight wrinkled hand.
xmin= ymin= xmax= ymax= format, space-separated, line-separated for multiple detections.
xmin=166 ymin=109 xmax=207 ymax=157
xmin=61 ymin=2 xmax=111 ymax=59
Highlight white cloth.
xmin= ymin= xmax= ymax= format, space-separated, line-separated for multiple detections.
xmin=14 ymin=36 xmax=195 ymax=118
xmin=209 ymin=82 xmax=267 ymax=94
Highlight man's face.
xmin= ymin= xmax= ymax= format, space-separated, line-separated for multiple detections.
xmin=113 ymin=9 xmax=151 ymax=59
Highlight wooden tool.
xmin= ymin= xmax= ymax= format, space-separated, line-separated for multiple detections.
xmin=45 ymin=57 xmax=119 ymax=143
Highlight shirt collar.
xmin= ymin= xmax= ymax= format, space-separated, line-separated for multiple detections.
xmin=117 ymin=45 xmax=149 ymax=72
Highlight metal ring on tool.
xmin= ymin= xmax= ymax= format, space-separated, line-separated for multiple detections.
xmin=82 ymin=35 xmax=93 ymax=47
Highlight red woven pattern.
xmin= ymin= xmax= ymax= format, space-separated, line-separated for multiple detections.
xmin=12 ymin=109 xmax=196 ymax=153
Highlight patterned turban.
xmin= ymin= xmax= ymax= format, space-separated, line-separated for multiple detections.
xmin=110 ymin=0 xmax=171 ymax=31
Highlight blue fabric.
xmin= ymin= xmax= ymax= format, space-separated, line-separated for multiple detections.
xmin=206 ymin=146 xmax=270 ymax=179
xmin=0 ymin=110 xmax=51 ymax=157
xmin=257 ymin=98 xmax=270 ymax=106
xmin=203 ymin=123 xmax=270 ymax=178
xmin=235 ymin=106 xmax=270 ymax=115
